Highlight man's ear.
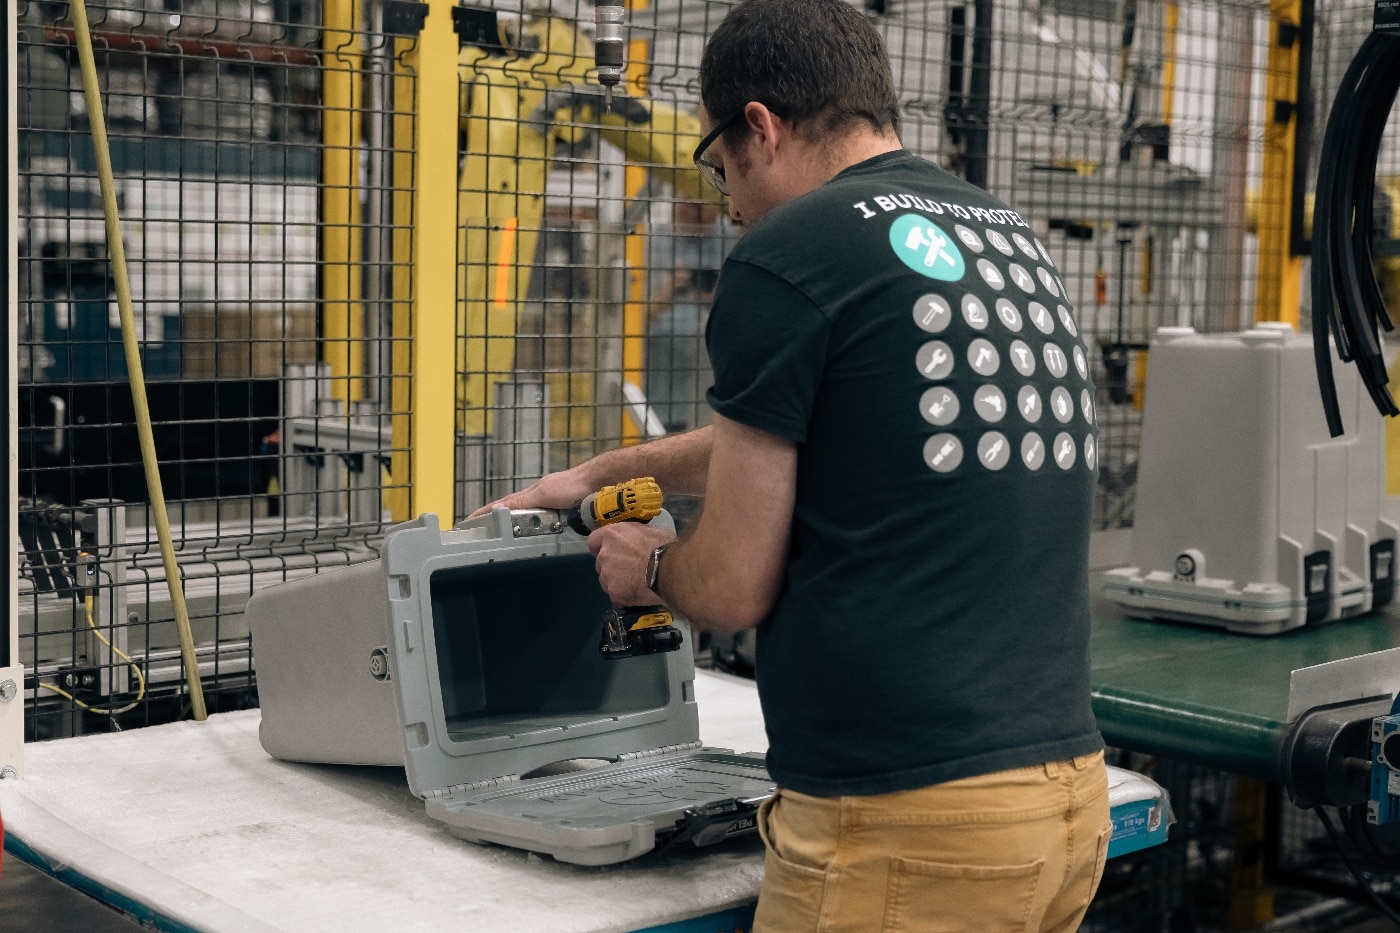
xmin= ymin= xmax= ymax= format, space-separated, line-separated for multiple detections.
xmin=742 ymin=101 xmax=786 ymax=162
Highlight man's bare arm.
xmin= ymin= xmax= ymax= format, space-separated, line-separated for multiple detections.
xmin=468 ymin=425 xmax=714 ymax=518
xmin=587 ymin=415 xmax=796 ymax=633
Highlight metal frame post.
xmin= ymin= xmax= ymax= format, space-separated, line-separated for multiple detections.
xmin=389 ymin=0 xmax=456 ymax=523
xmin=2 ymin=0 xmax=22 ymax=780
xmin=82 ymin=500 xmax=128 ymax=701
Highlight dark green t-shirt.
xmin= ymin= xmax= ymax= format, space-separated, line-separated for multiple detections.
xmin=706 ymin=150 xmax=1103 ymax=797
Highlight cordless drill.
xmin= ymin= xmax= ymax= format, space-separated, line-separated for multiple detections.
xmin=566 ymin=477 xmax=684 ymax=660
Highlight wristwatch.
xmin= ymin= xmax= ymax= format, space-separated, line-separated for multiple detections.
xmin=645 ymin=544 xmax=668 ymax=594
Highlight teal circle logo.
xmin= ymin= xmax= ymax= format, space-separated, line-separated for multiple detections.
xmin=890 ymin=214 xmax=966 ymax=281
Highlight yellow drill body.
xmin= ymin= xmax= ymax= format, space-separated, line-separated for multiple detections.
xmin=565 ymin=477 xmax=682 ymax=660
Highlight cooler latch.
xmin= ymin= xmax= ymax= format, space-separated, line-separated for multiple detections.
xmin=656 ymin=795 xmax=769 ymax=851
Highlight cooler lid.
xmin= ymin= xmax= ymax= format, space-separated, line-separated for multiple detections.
xmin=423 ymin=748 xmax=774 ymax=865
xmin=380 ymin=510 xmax=702 ymax=800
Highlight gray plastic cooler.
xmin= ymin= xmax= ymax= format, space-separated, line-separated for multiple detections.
xmin=246 ymin=508 xmax=773 ymax=865
xmin=1100 ymin=323 xmax=1397 ymax=633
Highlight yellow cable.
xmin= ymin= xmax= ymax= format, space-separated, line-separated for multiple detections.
xmin=39 ymin=595 xmax=148 ymax=716
xmin=68 ymin=0 xmax=206 ymax=718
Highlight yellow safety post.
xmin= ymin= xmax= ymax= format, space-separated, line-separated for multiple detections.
xmin=1228 ymin=778 xmax=1276 ymax=928
xmin=1255 ymin=0 xmax=1304 ymax=327
xmin=322 ymin=0 xmax=365 ymax=407
xmin=1377 ymin=176 xmax=1400 ymax=495
xmin=621 ymin=0 xmax=651 ymax=445
xmin=388 ymin=0 xmax=458 ymax=523
xmin=1160 ymin=5 xmax=1178 ymax=125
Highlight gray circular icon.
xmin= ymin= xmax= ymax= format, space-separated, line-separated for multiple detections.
xmin=978 ymin=431 xmax=1012 ymax=470
xmin=1009 ymin=339 xmax=1036 ymax=376
xmin=1037 ymin=239 xmax=1054 ymax=266
xmin=1057 ymin=305 xmax=1078 ymax=337
xmin=1081 ymin=388 xmax=1094 ymax=424
xmin=1037 ymin=267 xmax=1060 ymax=297
xmin=1021 ymin=432 xmax=1046 ymax=470
xmin=976 ymin=258 xmax=1005 ymax=291
xmin=962 ymin=293 xmax=990 ymax=330
xmin=987 ymin=229 xmax=1014 ymax=256
xmin=1084 ymin=434 xmax=1097 ymax=470
xmin=1053 ymin=432 xmax=1077 ymax=470
xmin=1018 ymin=385 xmax=1043 ymax=422
xmin=1028 ymin=302 xmax=1055 ymax=335
xmin=967 ymin=338 xmax=1000 ymax=376
xmin=1013 ymin=233 xmax=1039 ymax=261
xmin=994 ymin=298 xmax=1023 ymax=332
xmin=925 ymin=433 xmax=964 ymax=473
xmin=1043 ymin=343 xmax=1069 ymax=379
xmin=917 ymin=340 xmax=955 ymax=380
xmin=1008 ymin=263 xmax=1037 ymax=295
xmin=973 ymin=385 xmax=1008 ymax=422
xmin=920 ymin=386 xmax=960 ymax=426
xmin=1050 ymin=386 xmax=1074 ymax=423
xmin=955 ymin=225 xmax=984 ymax=253
xmin=1073 ymin=345 xmax=1088 ymax=380
xmin=914 ymin=294 xmax=953 ymax=334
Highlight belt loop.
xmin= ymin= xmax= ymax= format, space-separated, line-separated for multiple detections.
xmin=1043 ymin=760 xmax=1061 ymax=779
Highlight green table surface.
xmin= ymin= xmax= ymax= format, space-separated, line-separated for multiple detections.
xmin=1090 ymin=595 xmax=1400 ymax=781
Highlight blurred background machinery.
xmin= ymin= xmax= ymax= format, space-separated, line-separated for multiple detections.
xmin=7 ymin=0 xmax=1400 ymax=926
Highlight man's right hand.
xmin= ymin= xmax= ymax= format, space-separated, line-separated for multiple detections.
xmin=466 ymin=469 xmax=596 ymax=520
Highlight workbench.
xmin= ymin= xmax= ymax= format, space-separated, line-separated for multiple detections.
xmin=1091 ymin=596 xmax=1400 ymax=781
xmin=1090 ymin=530 xmax=1400 ymax=785
xmin=6 ymin=531 xmax=1385 ymax=932
xmin=0 ymin=668 xmax=768 ymax=933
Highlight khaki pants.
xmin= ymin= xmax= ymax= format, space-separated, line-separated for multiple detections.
xmin=753 ymin=751 xmax=1111 ymax=933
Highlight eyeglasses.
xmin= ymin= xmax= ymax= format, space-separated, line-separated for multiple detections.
xmin=692 ymin=109 xmax=746 ymax=195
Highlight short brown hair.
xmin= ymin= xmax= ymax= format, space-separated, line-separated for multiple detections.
xmin=700 ymin=0 xmax=901 ymax=144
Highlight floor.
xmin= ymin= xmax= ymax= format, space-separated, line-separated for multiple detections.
xmin=0 ymin=855 xmax=144 ymax=932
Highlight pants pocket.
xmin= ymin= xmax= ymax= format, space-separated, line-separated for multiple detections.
xmin=754 ymin=795 xmax=830 ymax=933
xmin=881 ymin=855 xmax=1044 ymax=933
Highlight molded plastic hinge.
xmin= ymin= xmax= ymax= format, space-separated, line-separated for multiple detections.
xmin=616 ymin=742 xmax=703 ymax=761
xmin=427 ymin=774 xmax=520 ymax=797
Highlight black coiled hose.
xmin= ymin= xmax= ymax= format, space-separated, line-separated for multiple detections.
xmin=1312 ymin=29 xmax=1400 ymax=437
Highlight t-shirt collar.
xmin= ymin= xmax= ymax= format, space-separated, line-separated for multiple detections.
xmin=830 ymin=148 xmax=915 ymax=183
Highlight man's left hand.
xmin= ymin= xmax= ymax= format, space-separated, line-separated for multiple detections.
xmin=587 ymin=522 xmax=675 ymax=607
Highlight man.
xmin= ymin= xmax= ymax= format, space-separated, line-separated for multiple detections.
xmin=479 ymin=0 xmax=1110 ymax=928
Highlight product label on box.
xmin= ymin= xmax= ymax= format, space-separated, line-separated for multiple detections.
xmin=1111 ymin=808 xmax=1149 ymax=841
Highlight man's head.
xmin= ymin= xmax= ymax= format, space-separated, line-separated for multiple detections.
xmin=700 ymin=0 xmax=900 ymax=147
xmin=695 ymin=0 xmax=902 ymax=224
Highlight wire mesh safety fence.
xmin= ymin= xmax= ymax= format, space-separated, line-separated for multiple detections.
xmin=7 ymin=0 xmax=1397 ymax=757
xmin=14 ymin=0 xmax=406 ymax=736
xmin=445 ymin=0 xmax=1400 ymax=528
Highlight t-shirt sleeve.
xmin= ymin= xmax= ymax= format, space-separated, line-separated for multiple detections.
xmin=705 ymin=259 xmax=830 ymax=443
